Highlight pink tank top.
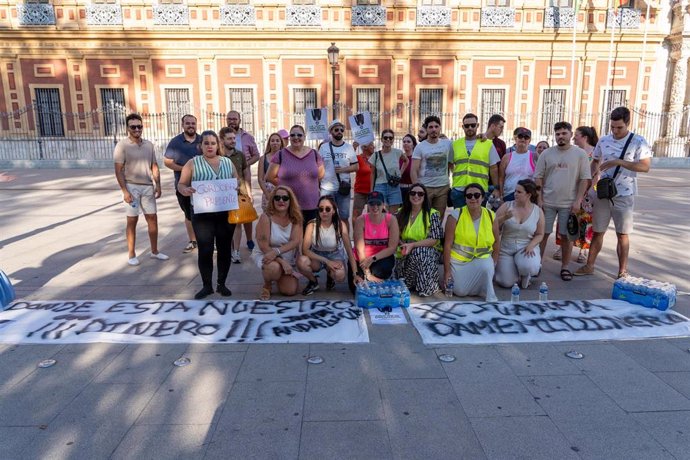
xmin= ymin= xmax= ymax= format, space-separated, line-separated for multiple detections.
xmin=363 ymin=213 xmax=391 ymax=258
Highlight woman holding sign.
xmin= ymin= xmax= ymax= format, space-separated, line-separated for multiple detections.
xmin=178 ymin=130 xmax=240 ymax=300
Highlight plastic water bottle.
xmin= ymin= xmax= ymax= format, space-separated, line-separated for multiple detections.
xmin=445 ymin=277 xmax=454 ymax=298
xmin=539 ymin=282 xmax=549 ymax=301
xmin=130 ymin=197 xmax=138 ymax=208
xmin=511 ymin=283 xmax=520 ymax=303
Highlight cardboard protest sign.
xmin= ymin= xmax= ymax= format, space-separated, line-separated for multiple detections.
xmin=306 ymin=108 xmax=329 ymax=141
xmin=191 ymin=178 xmax=238 ymax=214
xmin=348 ymin=112 xmax=375 ymax=145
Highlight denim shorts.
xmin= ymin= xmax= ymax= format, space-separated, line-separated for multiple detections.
xmin=373 ymin=183 xmax=403 ymax=206
xmin=321 ymin=188 xmax=351 ymax=219
xmin=311 ymin=248 xmax=346 ymax=272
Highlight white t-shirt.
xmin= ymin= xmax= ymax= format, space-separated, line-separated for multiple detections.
xmin=534 ymin=145 xmax=592 ymax=208
xmin=318 ymin=141 xmax=357 ymax=192
xmin=412 ymin=138 xmax=453 ymax=188
xmin=592 ymin=133 xmax=652 ymax=196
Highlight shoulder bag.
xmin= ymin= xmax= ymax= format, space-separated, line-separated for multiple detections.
xmin=329 ymin=142 xmax=351 ymax=196
xmin=596 ymin=132 xmax=634 ymax=200
xmin=376 ymin=151 xmax=401 ymax=187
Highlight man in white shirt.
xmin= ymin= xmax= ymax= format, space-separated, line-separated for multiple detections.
xmin=318 ymin=120 xmax=358 ymax=225
xmin=411 ymin=115 xmax=453 ymax=216
xmin=575 ymin=107 xmax=652 ymax=279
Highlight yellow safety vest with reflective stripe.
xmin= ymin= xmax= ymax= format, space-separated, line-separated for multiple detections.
xmin=450 ymin=206 xmax=495 ymax=262
xmin=396 ymin=209 xmax=441 ymax=257
xmin=451 ymin=138 xmax=492 ymax=190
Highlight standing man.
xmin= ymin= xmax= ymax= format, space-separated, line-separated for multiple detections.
xmin=164 ymin=114 xmax=201 ymax=253
xmin=534 ymin=121 xmax=591 ymax=281
xmin=226 ymin=110 xmax=260 ymax=250
xmin=448 ymin=113 xmax=501 ymax=209
xmin=484 ymin=114 xmax=507 ymax=159
xmin=219 ymin=127 xmax=251 ymax=263
xmin=318 ymin=120 xmax=358 ymax=226
xmin=410 ymin=115 xmax=452 ymax=217
xmin=114 ymin=113 xmax=169 ymax=266
xmin=575 ymin=107 xmax=652 ymax=279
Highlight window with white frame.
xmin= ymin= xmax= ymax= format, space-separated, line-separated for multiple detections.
xmin=600 ymin=89 xmax=627 ymax=134
xmin=228 ymin=88 xmax=255 ymax=134
xmin=100 ymin=88 xmax=126 ymax=137
xmin=357 ymin=0 xmax=381 ymax=4
xmin=35 ymin=88 xmax=64 ymax=137
xmin=540 ymin=89 xmax=567 ymax=135
xmin=480 ymin=88 xmax=505 ymax=128
xmin=486 ymin=0 xmax=510 ymax=7
xmin=165 ymin=88 xmax=191 ymax=137
xmin=420 ymin=0 xmax=446 ymax=5
xmin=293 ymin=88 xmax=317 ymax=127
xmin=292 ymin=0 xmax=315 ymax=5
xmin=549 ymin=0 xmax=572 ymax=7
xmin=356 ymin=88 xmax=381 ymax=135
xmin=419 ymin=88 xmax=443 ymax=124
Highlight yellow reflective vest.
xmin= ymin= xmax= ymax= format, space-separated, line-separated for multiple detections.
xmin=450 ymin=206 xmax=495 ymax=262
xmin=451 ymin=138 xmax=492 ymax=190
xmin=396 ymin=209 xmax=441 ymax=257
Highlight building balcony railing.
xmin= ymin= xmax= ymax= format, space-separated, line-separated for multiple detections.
xmin=480 ymin=7 xmax=515 ymax=28
xmin=416 ymin=6 xmax=451 ymax=27
xmin=352 ymin=5 xmax=386 ymax=27
xmin=153 ymin=4 xmax=189 ymax=26
xmin=86 ymin=4 xmax=123 ymax=26
xmin=220 ymin=5 xmax=256 ymax=26
xmin=544 ymin=6 xmax=575 ymax=28
xmin=286 ymin=5 xmax=321 ymax=27
xmin=607 ymin=8 xmax=641 ymax=29
xmin=16 ymin=3 xmax=56 ymax=26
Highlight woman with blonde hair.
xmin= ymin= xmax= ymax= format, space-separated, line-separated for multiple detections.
xmin=258 ymin=132 xmax=284 ymax=211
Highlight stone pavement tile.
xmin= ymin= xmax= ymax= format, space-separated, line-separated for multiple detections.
xmin=0 ymin=344 xmax=64 ymax=387
xmin=655 ymin=372 xmax=690 ymax=399
xmin=303 ymin=376 xmax=384 ymax=422
xmin=665 ymin=337 xmax=690 ymax=352
xmin=207 ymin=381 xmax=304 ymax=459
xmin=111 ymin=423 xmax=213 ymax=460
xmin=521 ymin=374 xmax=625 ymax=418
xmin=554 ymin=343 xmax=690 ymax=412
xmin=299 ymin=421 xmax=393 ymax=460
xmin=185 ymin=343 xmax=249 ymax=353
xmin=614 ymin=339 xmax=690 ymax=372
xmin=380 ymin=379 xmax=486 ymax=459
xmin=59 ymin=343 xmax=128 ymax=355
xmin=550 ymin=413 xmax=674 ymax=460
xmin=16 ymin=287 xmax=98 ymax=300
xmin=366 ymin=326 xmax=445 ymax=380
xmin=496 ymin=343 xmax=583 ymax=376
xmin=305 ymin=345 xmax=377 ymax=380
xmin=470 ymin=416 xmax=579 ymax=460
xmin=235 ymin=344 xmax=309 ymax=382
xmin=632 ymin=411 xmax=690 ymax=460
xmin=136 ymin=352 xmax=244 ymax=425
xmin=0 ymin=427 xmax=39 ymax=459
xmin=20 ymin=382 xmax=158 ymax=459
xmin=440 ymin=346 xmax=545 ymax=417
xmin=93 ymin=343 xmax=188 ymax=384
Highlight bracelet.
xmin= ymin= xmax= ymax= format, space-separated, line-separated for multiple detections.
xmin=274 ymin=247 xmax=281 ymax=256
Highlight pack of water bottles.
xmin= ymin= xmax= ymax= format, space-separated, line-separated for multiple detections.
xmin=611 ymin=276 xmax=677 ymax=311
xmin=356 ymin=279 xmax=410 ymax=309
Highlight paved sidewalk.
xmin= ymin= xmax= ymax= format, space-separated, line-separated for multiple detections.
xmin=0 ymin=167 xmax=689 ymax=459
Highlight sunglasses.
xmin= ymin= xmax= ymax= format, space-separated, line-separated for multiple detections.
xmin=273 ymin=195 xmax=290 ymax=202
xmin=318 ymin=206 xmax=333 ymax=212
xmin=409 ymin=191 xmax=425 ymax=198
xmin=463 ymin=123 xmax=478 ymax=129
xmin=332 ymin=128 xmax=344 ymax=133
xmin=465 ymin=192 xmax=483 ymax=200
xmin=289 ymin=133 xmax=304 ymax=138
xmin=517 ymin=134 xmax=531 ymax=140
xmin=128 ymin=125 xmax=143 ymax=130
xmin=382 ymin=136 xmax=394 ymax=141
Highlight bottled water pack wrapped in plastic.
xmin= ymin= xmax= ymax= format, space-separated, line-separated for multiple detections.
xmin=356 ymin=279 xmax=411 ymax=309
xmin=611 ymin=276 xmax=677 ymax=311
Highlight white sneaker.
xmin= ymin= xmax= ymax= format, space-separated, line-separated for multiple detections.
xmin=150 ymin=252 xmax=169 ymax=261
xmin=232 ymin=250 xmax=241 ymax=264
xmin=127 ymin=257 xmax=140 ymax=266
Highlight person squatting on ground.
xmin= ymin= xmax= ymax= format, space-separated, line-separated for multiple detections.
xmin=163 ymin=114 xmax=201 ymax=254
xmin=443 ymin=183 xmax=500 ymax=302
xmin=114 ymin=113 xmax=169 ymax=266
xmin=394 ymin=183 xmax=443 ymax=297
xmin=494 ymin=179 xmax=545 ymax=289
xmin=177 ymin=130 xmax=238 ymax=299
xmin=353 ymin=191 xmax=400 ymax=283
xmin=575 ymin=106 xmax=652 ymax=279
xmin=297 ymin=195 xmax=358 ymax=296
xmin=251 ymin=186 xmax=304 ymax=301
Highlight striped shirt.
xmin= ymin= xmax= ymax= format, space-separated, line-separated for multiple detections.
xmin=192 ymin=155 xmax=234 ymax=181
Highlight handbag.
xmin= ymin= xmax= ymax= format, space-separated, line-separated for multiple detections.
xmin=596 ymin=132 xmax=634 ymax=200
xmin=375 ymin=151 xmax=401 ymax=187
xmin=228 ymin=194 xmax=258 ymax=225
xmin=328 ymin=142 xmax=352 ymax=196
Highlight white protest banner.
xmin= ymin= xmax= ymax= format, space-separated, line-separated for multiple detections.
xmin=348 ymin=112 xmax=375 ymax=145
xmin=368 ymin=307 xmax=408 ymax=325
xmin=0 ymin=300 xmax=369 ymax=344
xmin=306 ymin=108 xmax=329 ymax=141
xmin=191 ymin=178 xmax=238 ymax=214
xmin=408 ymin=299 xmax=690 ymax=345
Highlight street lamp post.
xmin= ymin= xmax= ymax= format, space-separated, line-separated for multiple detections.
xmin=327 ymin=42 xmax=340 ymax=120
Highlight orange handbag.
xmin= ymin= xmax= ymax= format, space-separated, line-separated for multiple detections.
xmin=228 ymin=194 xmax=258 ymax=225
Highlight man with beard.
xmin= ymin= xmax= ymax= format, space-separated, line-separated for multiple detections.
xmin=484 ymin=114 xmax=507 ymax=159
xmin=164 ymin=114 xmax=201 ymax=253
xmin=534 ymin=121 xmax=591 ymax=281
xmin=449 ymin=113 xmax=501 ymax=209
xmin=318 ymin=120 xmax=358 ymax=226
xmin=410 ymin=115 xmax=452 ymax=217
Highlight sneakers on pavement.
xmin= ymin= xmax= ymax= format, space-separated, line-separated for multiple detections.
xmin=183 ymin=241 xmax=197 ymax=253
xmin=247 ymin=240 xmax=255 ymax=251
xmin=326 ymin=275 xmax=336 ymax=291
xmin=127 ymin=257 xmax=140 ymax=266
xmin=232 ymin=250 xmax=241 ymax=263
xmin=150 ymin=252 xmax=169 ymax=261
xmin=302 ymin=280 xmax=319 ymax=296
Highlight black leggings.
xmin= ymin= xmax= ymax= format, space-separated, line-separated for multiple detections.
xmin=192 ymin=211 xmax=236 ymax=288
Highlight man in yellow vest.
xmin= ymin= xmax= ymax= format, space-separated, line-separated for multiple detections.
xmin=448 ymin=113 xmax=501 ymax=208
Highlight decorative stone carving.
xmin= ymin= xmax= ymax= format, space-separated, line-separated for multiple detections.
xmin=17 ymin=3 xmax=56 ymax=25
xmin=606 ymin=8 xmax=640 ymax=29
xmin=153 ymin=4 xmax=189 ymax=26
xmin=481 ymin=7 xmax=515 ymax=28
xmin=416 ymin=6 xmax=451 ymax=27
xmin=286 ymin=6 xmax=321 ymax=27
xmin=669 ymin=57 xmax=688 ymax=111
xmin=86 ymin=4 xmax=123 ymax=26
xmin=352 ymin=5 xmax=386 ymax=27
xmin=544 ymin=7 xmax=575 ymax=28
xmin=220 ymin=5 xmax=256 ymax=26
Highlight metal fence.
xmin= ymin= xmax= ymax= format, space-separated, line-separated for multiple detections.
xmin=1 ymin=102 xmax=689 ymax=161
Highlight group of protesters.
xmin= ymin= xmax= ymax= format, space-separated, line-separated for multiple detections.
xmin=113 ymin=106 xmax=652 ymax=301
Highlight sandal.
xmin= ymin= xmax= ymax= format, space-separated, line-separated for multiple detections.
xmin=560 ymin=269 xmax=573 ymax=281
xmin=617 ymin=271 xmax=630 ymax=279
xmin=574 ymin=265 xmax=594 ymax=276
xmin=259 ymin=286 xmax=271 ymax=301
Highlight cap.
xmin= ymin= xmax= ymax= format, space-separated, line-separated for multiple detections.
xmin=514 ymin=127 xmax=532 ymax=138
xmin=277 ymin=129 xmax=289 ymax=139
xmin=567 ymin=213 xmax=580 ymax=237
xmin=367 ymin=191 xmax=384 ymax=204
xmin=328 ymin=120 xmax=345 ymax=131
